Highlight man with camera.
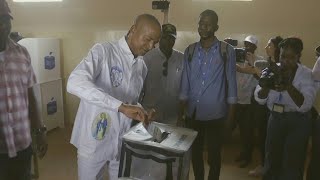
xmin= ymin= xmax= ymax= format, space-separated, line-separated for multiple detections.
xmin=255 ymin=37 xmax=316 ymax=180
xmin=234 ymin=35 xmax=266 ymax=168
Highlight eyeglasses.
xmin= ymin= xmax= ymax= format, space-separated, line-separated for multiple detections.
xmin=162 ymin=60 xmax=168 ymax=76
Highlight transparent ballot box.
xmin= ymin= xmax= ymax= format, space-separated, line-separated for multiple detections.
xmin=118 ymin=122 xmax=197 ymax=180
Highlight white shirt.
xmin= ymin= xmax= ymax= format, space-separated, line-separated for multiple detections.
xmin=254 ymin=64 xmax=316 ymax=113
xmin=67 ymin=37 xmax=147 ymax=161
xmin=312 ymin=56 xmax=320 ymax=91
xmin=236 ymin=55 xmax=266 ymax=104
xmin=142 ymin=48 xmax=184 ymax=124
xmin=312 ymin=56 xmax=320 ymax=81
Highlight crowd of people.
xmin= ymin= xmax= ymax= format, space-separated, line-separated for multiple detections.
xmin=0 ymin=0 xmax=319 ymax=179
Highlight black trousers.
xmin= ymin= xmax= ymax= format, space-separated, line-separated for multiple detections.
xmin=251 ymin=101 xmax=269 ymax=165
xmin=263 ymin=112 xmax=311 ymax=180
xmin=186 ymin=117 xmax=224 ymax=180
xmin=0 ymin=145 xmax=32 ymax=180
xmin=306 ymin=116 xmax=320 ymax=180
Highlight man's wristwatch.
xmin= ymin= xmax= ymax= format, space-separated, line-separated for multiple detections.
xmin=32 ymin=126 xmax=47 ymax=136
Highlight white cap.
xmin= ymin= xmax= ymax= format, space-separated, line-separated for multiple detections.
xmin=244 ymin=35 xmax=258 ymax=46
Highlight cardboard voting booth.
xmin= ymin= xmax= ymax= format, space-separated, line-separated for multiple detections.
xmin=118 ymin=122 xmax=197 ymax=180
xmin=32 ymin=79 xmax=64 ymax=131
xmin=18 ymin=38 xmax=61 ymax=83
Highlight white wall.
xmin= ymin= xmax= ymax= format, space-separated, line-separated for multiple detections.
xmin=7 ymin=0 xmax=320 ymax=123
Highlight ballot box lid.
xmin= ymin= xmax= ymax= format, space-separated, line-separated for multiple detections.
xmin=122 ymin=122 xmax=198 ymax=154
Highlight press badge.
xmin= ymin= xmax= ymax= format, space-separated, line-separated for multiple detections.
xmin=272 ymin=103 xmax=284 ymax=113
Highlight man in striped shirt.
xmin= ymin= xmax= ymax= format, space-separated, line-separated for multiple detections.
xmin=0 ymin=0 xmax=48 ymax=179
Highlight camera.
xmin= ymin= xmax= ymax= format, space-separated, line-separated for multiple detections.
xmin=152 ymin=1 xmax=170 ymax=10
xmin=224 ymin=38 xmax=238 ymax=47
xmin=223 ymin=38 xmax=246 ymax=63
xmin=235 ymin=48 xmax=246 ymax=63
xmin=259 ymin=62 xmax=285 ymax=89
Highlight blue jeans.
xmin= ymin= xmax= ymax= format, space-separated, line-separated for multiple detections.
xmin=307 ymin=116 xmax=320 ymax=180
xmin=0 ymin=145 xmax=32 ymax=180
xmin=263 ymin=112 xmax=311 ymax=180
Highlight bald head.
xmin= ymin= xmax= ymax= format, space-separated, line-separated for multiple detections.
xmin=127 ymin=14 xmax=161 ymax=57
xmin=134 ymin=14 xmax=161 ymax=28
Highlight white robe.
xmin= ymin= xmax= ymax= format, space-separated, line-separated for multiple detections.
xmin=67 ymin=37 xmax=147 ymax=163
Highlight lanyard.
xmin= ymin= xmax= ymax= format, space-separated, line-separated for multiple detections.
xmin=198 ymin=45 xmax=218 ymax=85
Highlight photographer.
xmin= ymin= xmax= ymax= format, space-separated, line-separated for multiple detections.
xmin=234 ymin=35 xmax=264 ymax=168
xmin=307 ymin=45 xmax=320 ymax=180
xmin=248 ymin=36 xmax=283 ymax=177
xmin=254 ymin=37 xmax=316 ymax=180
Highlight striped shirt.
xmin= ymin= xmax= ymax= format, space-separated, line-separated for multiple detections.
xmin=0 ymin=39 xmax=36 ymax=157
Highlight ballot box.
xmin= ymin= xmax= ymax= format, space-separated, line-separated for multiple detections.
xmin=118 ymin=122 xmax=197 ymax=180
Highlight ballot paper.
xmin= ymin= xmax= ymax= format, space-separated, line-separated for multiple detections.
xmin=123 ymin=122 xmax=197 ymax=153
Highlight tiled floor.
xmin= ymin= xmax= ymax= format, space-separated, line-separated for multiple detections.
xmin=35 ymin=127 xmax=264 ymax=180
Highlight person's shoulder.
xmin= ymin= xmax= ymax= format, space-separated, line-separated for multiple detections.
xmin=185 ymin=42 xmax=198 ymax=51
xmin=298 ymin=64 xmax=313 ymax=79
xmin=89 ymin=41 xmax=118 ymax=56
xmin=172 ymin=49 xmax=184 ymax=58
xmin=299 ymin=63 xmax=312 ymax=73
xmin=143 ymin=48 xmax=158 ymax=62
xmin=9 ymin=39 xmax=32 ymax=62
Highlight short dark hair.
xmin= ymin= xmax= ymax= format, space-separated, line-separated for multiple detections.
xmin=200 ymin=9 xmax=218 ymax=24
xmin=270 ymin=36 xmax=283 ymax=62
xmin=279 ymin=37 xmax=303 ymax=56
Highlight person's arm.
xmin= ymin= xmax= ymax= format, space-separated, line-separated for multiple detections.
xmin=67 ymin=43 xmax=146 ymax=121
xmin=226 ymin=46 xmax=238 ymax=106
xmin=225 ymin=46 xmax=237 ymax=127
xmin=288 ymin=69 xmax=316 ymax=112
xmin=23 ymin=47 xmax=47 ymax=159
xmin=177 ymin=48 xmax=191 ymax=125
xmin=312 ymin=56 xmax=320 ymax=81
xmin=28 ymin=87 xmax=47 ymax=159
xmin=254 ymin=85 xmax=269 ymax=105
xmin=236 ymin=64 xmax=256 ymax=74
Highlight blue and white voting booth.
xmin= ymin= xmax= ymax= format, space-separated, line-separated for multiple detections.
xmin=18 ymin=38 xmax=64 ymax=131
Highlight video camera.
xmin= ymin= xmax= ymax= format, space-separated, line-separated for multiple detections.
xmin=223 ymin=38 xmax=246 ymax=63
xmin=259 ymin=61 xmax=286 ymax=89
xmin=152 ymin=0 xmax=170 ymax=10
xmin=235 ymin=48 xmax=246 ymax=63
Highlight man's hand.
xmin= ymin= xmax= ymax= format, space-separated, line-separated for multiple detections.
xmin=35 ymin=133 xmax=48 ymax=159
xmin=118 ymin=104 xmax=147 ymax=122
xmin=147 ymin=108 xmax=157 ymax=122
xmin=246 ymin=52 xmax=255 ymax=65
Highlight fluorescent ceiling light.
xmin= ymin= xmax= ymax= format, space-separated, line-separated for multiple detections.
xmin=193 ymin=0 xmax=252 ymax=1
xmin=13 ymin=0 xmax=62 ymax=2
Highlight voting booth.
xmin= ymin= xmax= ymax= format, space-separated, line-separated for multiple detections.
xmin=118 ymin=122 xmax=197 ymax=180
xmin=18 ymin=38 xmax=64 ymax=131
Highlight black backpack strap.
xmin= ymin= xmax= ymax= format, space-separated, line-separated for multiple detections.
xmin=219 ymin=41 xmax=229 ymax=102
xmin=187 ymin=42 xmax=197 ymax=62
